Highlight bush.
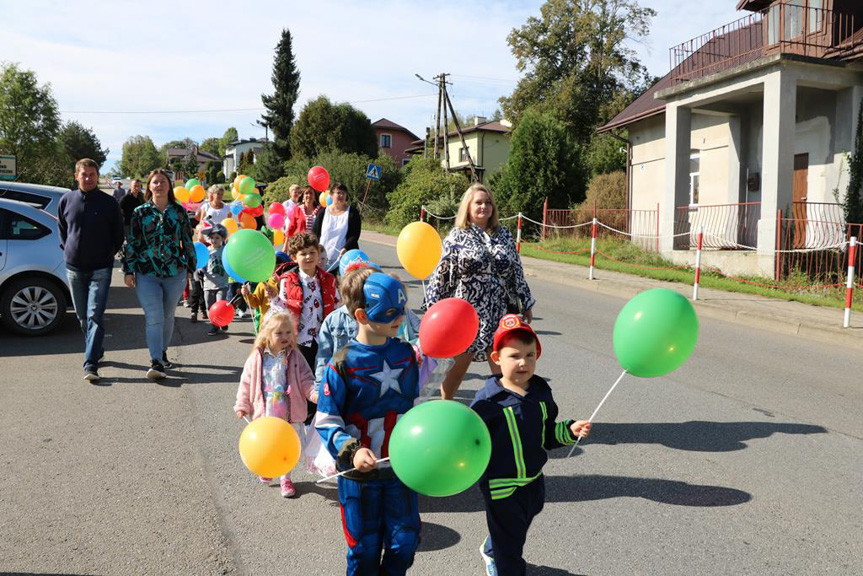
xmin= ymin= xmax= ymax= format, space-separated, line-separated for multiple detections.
xmin=265 ymin=176 xmax=300 ymax=203
xmin=386 ymin=157 xmax=469 ymax=230
xmin=215 ymin=171 xmax=226 ymax=184
xmin=574 ymin=171 xmax=627 ymax=228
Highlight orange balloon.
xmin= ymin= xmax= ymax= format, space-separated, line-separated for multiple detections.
xmin=231 ymin=186 xmax=241 ymax=201
xmin=272 ymin=229 xmax=285 ymax=246
xmin=238 ymin=416 xmax=301 ymax=478
xmin=240 ymin=212 xmax=257 ymax=229
xmin=189 ymin=184 xmax=206 ymax=203
xmin=221 ymin=217 xmax=239 ymax=235
xmin=174 ymin=186 xmax=190 ymax=203
xmin=319 ymin=191 xmax=329 ymax=207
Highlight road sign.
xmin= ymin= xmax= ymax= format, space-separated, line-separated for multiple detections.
xmin=365 ymin=163 xmax=382 ymax=181
xmin=0 ymin=155 xmax=16 ymax=180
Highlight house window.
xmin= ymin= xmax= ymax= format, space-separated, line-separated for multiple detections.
xmin=401 ymin=158 xmax=412 ymax=167
xmin=689 ymin=151 xmax=700 ymax=206
xmin=380 ymin=134 xmax=392 ymax=149
xmin=459 ymin=147 xmax=469 ymax=162
xmin=808 ymin=0 xmax=823 ymax=33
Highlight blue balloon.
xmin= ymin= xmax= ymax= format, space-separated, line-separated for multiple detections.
xmin=230 ymin=200 xmax=243 ymax=215
xmin=221 ymin=245 xmax=246 ymax=283
xmin=339 ymin=249 xmax=370 ymax=276
xmin=193 ymin=241 xmax=209 ymax=270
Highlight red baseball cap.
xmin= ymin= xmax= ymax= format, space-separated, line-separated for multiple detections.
xmin=492 ymin=314 xmax=542 ymax=358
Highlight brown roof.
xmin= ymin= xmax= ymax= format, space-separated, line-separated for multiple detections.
xmin=736 ymin=0 xmax=769 ymax=11
xmin=449 ymin=121 xmax=510 ymax=137
xmin=597 ymin=74 xmax=673 ymax=133
xmin=372 ymin=118 xmax=420 ymax=140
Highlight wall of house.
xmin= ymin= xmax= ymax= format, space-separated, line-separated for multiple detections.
xmin=630 ymin=116 xmax=666 ymax=214
xmin=376 ymin=130 xmax=416 ymax=167
xmin=480 ymin=133 xmax=511 ymax=177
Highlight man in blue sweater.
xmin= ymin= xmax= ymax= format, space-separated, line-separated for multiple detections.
xmin=57 ymin=158 xmax=124 ymax=383
xmin=471 ymin=314 xmax=591 ymax=576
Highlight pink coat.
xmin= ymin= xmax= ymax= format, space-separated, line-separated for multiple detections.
xmin=234 ymin=347 xmax=315 ymax=423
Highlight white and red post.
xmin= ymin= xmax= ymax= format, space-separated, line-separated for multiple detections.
xmin=844 ymin=236 xmax=857 ymax=328
xmin=693 ymin=227 xmax=704 ymax=300
xmin=420 ymin=205 xmax=425 ymax=222
xmin=589 ymin=217 xmax=598 ymax=280
xmin=516 ymin=213 xmax=523 ymax=254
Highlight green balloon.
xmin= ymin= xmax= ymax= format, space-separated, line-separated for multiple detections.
xmin=239 ymin=176 xmax=256 ymax=196
xmin=185 ymin=178 xmax=200 ymax=190
xmin=389 ymin=400 xmax=491 ymax=497
xmin=224 ymin=229 xmax=276 ymax=282
xmin=243 ymin=192 xmax=262 ymax=208
xmin=612 ymin=289 xmax=698 ymax=378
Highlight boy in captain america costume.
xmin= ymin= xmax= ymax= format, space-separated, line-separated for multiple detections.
xmin=315 ymin=270 xmax=421 ymax=576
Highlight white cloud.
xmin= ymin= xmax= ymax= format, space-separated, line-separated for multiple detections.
xmin=1 ymin=0 xmax=748 ymax=171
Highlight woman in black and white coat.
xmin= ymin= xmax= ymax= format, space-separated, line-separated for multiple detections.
xmin=423 ymin=183 xmax=535 ymax=399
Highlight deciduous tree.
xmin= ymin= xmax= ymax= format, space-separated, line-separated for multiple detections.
xmin=57 ymin=121 xmax=108 ymax=168
xmin=290 ymin=96 xmax=377 ymax=159
xmin=121 ymin=135 xmax=161 ymax=178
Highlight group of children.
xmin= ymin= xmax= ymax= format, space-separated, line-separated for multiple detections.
xmin=222 ymin=220 xmax=592 ymax=575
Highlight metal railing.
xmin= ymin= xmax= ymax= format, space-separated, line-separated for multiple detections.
xmin=670 ymin=2 xmax=857 ymax=83
xmin=674 ymin=202 xmax=762 ymax=249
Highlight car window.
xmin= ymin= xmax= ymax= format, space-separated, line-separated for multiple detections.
xmin=0 ymin=209 xmax=50 ymax=240
xmin=0 ymin=188 xmax=51 ymax=210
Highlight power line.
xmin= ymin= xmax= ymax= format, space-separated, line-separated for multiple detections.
xmin=60 ymin=93 xmax=437 ymax=115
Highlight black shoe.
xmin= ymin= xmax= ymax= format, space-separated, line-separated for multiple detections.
xmin=190 ymin=312 xmax=198 ymax=323
xmin=146 ymin=360 xmax=166 ymax=380
xmin=207 ymin=326 xmax=220 ymax=336
xmin=221 ymin=325 xmax=228 ymax=331
xmin=83 ymin=369 xmax=101 ymax=383
xmin=162 ymin=352 xmax=173 ymax=369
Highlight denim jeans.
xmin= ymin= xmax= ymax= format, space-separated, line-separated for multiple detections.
xmin=134 ymin=272 xmax=187 ymax=362
xmin=65 ymin=266 xmax=113 ymax=371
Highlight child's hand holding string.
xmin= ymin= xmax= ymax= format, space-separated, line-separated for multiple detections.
xmin=353 ymin=448 xmax=378 ymax=472
xmin=570 ymin=420 xmax=591 ymax=440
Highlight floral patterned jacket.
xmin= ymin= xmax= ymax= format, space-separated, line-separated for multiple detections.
xmin=123 ymin=201 xmax=196 ymax=277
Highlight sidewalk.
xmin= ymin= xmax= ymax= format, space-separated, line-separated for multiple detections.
xmin=362 ymin=230 xmax=863 ymax=351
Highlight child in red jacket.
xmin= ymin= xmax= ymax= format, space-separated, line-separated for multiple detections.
xmin=268 ymin=232 xmax=339 ymax=422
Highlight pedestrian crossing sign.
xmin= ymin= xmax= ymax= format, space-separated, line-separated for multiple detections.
xmin=365 ymin=164 xmax=382 ymax=181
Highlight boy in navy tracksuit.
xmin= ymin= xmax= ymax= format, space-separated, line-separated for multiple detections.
xmin=470 ymin=314 xmax=591 ymax=576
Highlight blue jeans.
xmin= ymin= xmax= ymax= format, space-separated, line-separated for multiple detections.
xmin=66 ymin=266 xmax=113 ymax=371
xmin=134 ymin=272 xmax=187 ymax=362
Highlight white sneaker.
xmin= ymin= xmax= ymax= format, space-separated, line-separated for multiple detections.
xmin=479 ymin=537 xmax=497 ymax=576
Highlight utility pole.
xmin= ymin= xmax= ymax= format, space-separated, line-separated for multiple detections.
xmin=416 ymin=72 xmax=478 ymax=182
xmin=439 ymin=74 xmax=450 ymax=171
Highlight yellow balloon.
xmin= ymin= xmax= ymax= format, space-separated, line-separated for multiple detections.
xmin=397 ymin=221 xmax=442 ymax=279
xmin=231 ymin=186 xmax=241 ymax=201
xmin=272 ymin=229 xmax=285 ymax=246
xmin=221 ymin=217 xmax=239 ymax=235
xmin=238 ymin=416 xmax=301 ymax=478
xmin=319 ymin=191 xmax=329 ymax=207
xmin=174 ymin=186 xmax=190 ymax=203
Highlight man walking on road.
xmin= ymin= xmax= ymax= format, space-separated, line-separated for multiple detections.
xmin=113 ymin=180 xmax=126 ymax=202
xmin=58 ymin=158 xmax=125 ymax=382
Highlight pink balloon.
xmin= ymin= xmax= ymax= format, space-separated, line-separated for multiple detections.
xmin=268 ymin=213 xmax=285 ymax=230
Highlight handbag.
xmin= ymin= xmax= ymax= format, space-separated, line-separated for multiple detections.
xmin=505 ymin=284 xmax=523 ymax=315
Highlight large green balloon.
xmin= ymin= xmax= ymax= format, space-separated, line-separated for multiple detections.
xmin=612 ymin=289 xmax=699 ymax=378
xmin=224 ymin=229 xmax=276 ymax=282
xmin=239 ymin=176 xmax=256 ymax=196
xmin=242 ymin=192 xmax=262 ymax=208
xmin=389 ymin=400 xmax=491 ymax=497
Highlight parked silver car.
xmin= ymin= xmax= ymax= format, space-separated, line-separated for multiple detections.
xmin=0 ymin=198 xmax=71 ymax=335
xmin=0 ymin=181 xmax=68 ymax=217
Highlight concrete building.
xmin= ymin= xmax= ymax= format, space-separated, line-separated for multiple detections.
xmin=599 ymin=0 xmax=863 ymax=276
xmin=372 ymin=119 xmax=420 ymax=167
xmin=222 ymin=138 xmax=268 ymax=177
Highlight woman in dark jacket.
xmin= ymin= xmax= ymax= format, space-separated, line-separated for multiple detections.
xmin=312 ymin=182 xmax=361 ymax=273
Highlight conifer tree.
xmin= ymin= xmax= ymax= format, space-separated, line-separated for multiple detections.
xmin=261 ymin=28 xmax=300 ymax=164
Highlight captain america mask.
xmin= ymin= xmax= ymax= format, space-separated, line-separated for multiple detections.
xmin=362 ymin=273 xmax=407 ymax=323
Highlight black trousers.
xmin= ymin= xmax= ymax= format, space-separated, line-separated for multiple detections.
xmin=188 ymin=278 xmax=205 ymax=314
xmin=479 ymin=475 xmax=546 ymax=576
xmin=298 ymin=340 xmax=318 ymax=425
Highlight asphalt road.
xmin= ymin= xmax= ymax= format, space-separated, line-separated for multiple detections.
xmin=1 ymin=239 xmax=861 ymax=575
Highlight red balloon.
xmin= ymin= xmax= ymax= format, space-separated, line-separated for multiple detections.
xmin=209 ymin=301 xmax=235 ymax=327
xmin=308 ymin=166 xmax=330 ymax=192
xmin=269 ymin=202 xmax=286 ymax=216
xmin=419 ymin=298 xmax=479 ymax=358
xmin=242 ymin=204 xmax=264 ymax=217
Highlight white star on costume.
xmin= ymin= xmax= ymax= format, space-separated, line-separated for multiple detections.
xmin=371 ymin=361 xmax=404 ymax=398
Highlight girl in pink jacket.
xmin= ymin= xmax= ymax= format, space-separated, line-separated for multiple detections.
xmin=235 ymin=312 xmax=317 ymax=498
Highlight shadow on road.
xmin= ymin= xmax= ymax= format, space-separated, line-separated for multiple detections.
xmin=416 ymin=521 xmax=461 ymax=552
xmin=546 ymin=421 xmax=828 ymax=454
xmin=420 ymin=474 xmax=750 ymax=514
xmin=527 ymin=566 xmax=585 ymax=576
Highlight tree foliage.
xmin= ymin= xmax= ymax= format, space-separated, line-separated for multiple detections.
xmin=121 ymin=135 xmax=161 ymax=178
xmin=261 ymin=28 xmax=301 ymax=162
xmin=845 ymin=99 xmax=863 ymax=224
xmin=493 ymin=108 xmax=585 ymax=221
xmin=0 ymin=63 xmax=61 ymax=181
xmin=200 ymin=137 xmax=222 ymax=158
xmin=57 ymin=121 xmax=108 ymax=168
xmin=220 ymin=127 xmax=238 ymax=149
xmin=291 ymin=96 xmax=377 ymax=159
xmin=253 ymin=142 xmax=284 ymax=183
xmin=386 ymin=157 xmax=469 ymax=230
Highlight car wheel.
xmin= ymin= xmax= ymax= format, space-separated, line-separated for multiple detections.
xmin=0 ymin=277 xmax=67 ymax=336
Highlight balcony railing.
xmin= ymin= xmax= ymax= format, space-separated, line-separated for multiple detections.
xmin=670 ymin=2 xmax=857 ymax=83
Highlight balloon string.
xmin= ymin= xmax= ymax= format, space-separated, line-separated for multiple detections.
xmin=243 ymin=416 xmax=251 ymax=424
xmin=567 ymin=369 xmax=627 ymax=458
xmin=316 ymin=457 xmax=391 ymax=484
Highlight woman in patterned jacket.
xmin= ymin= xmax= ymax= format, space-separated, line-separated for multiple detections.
xmin=123 ymin=169 xmax=196 ymax=380
xmin=422 ymin=183 xmax=535 ymax=400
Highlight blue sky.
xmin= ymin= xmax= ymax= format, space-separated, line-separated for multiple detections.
xmin=1 ymin=1 xmax=742 ymax=172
